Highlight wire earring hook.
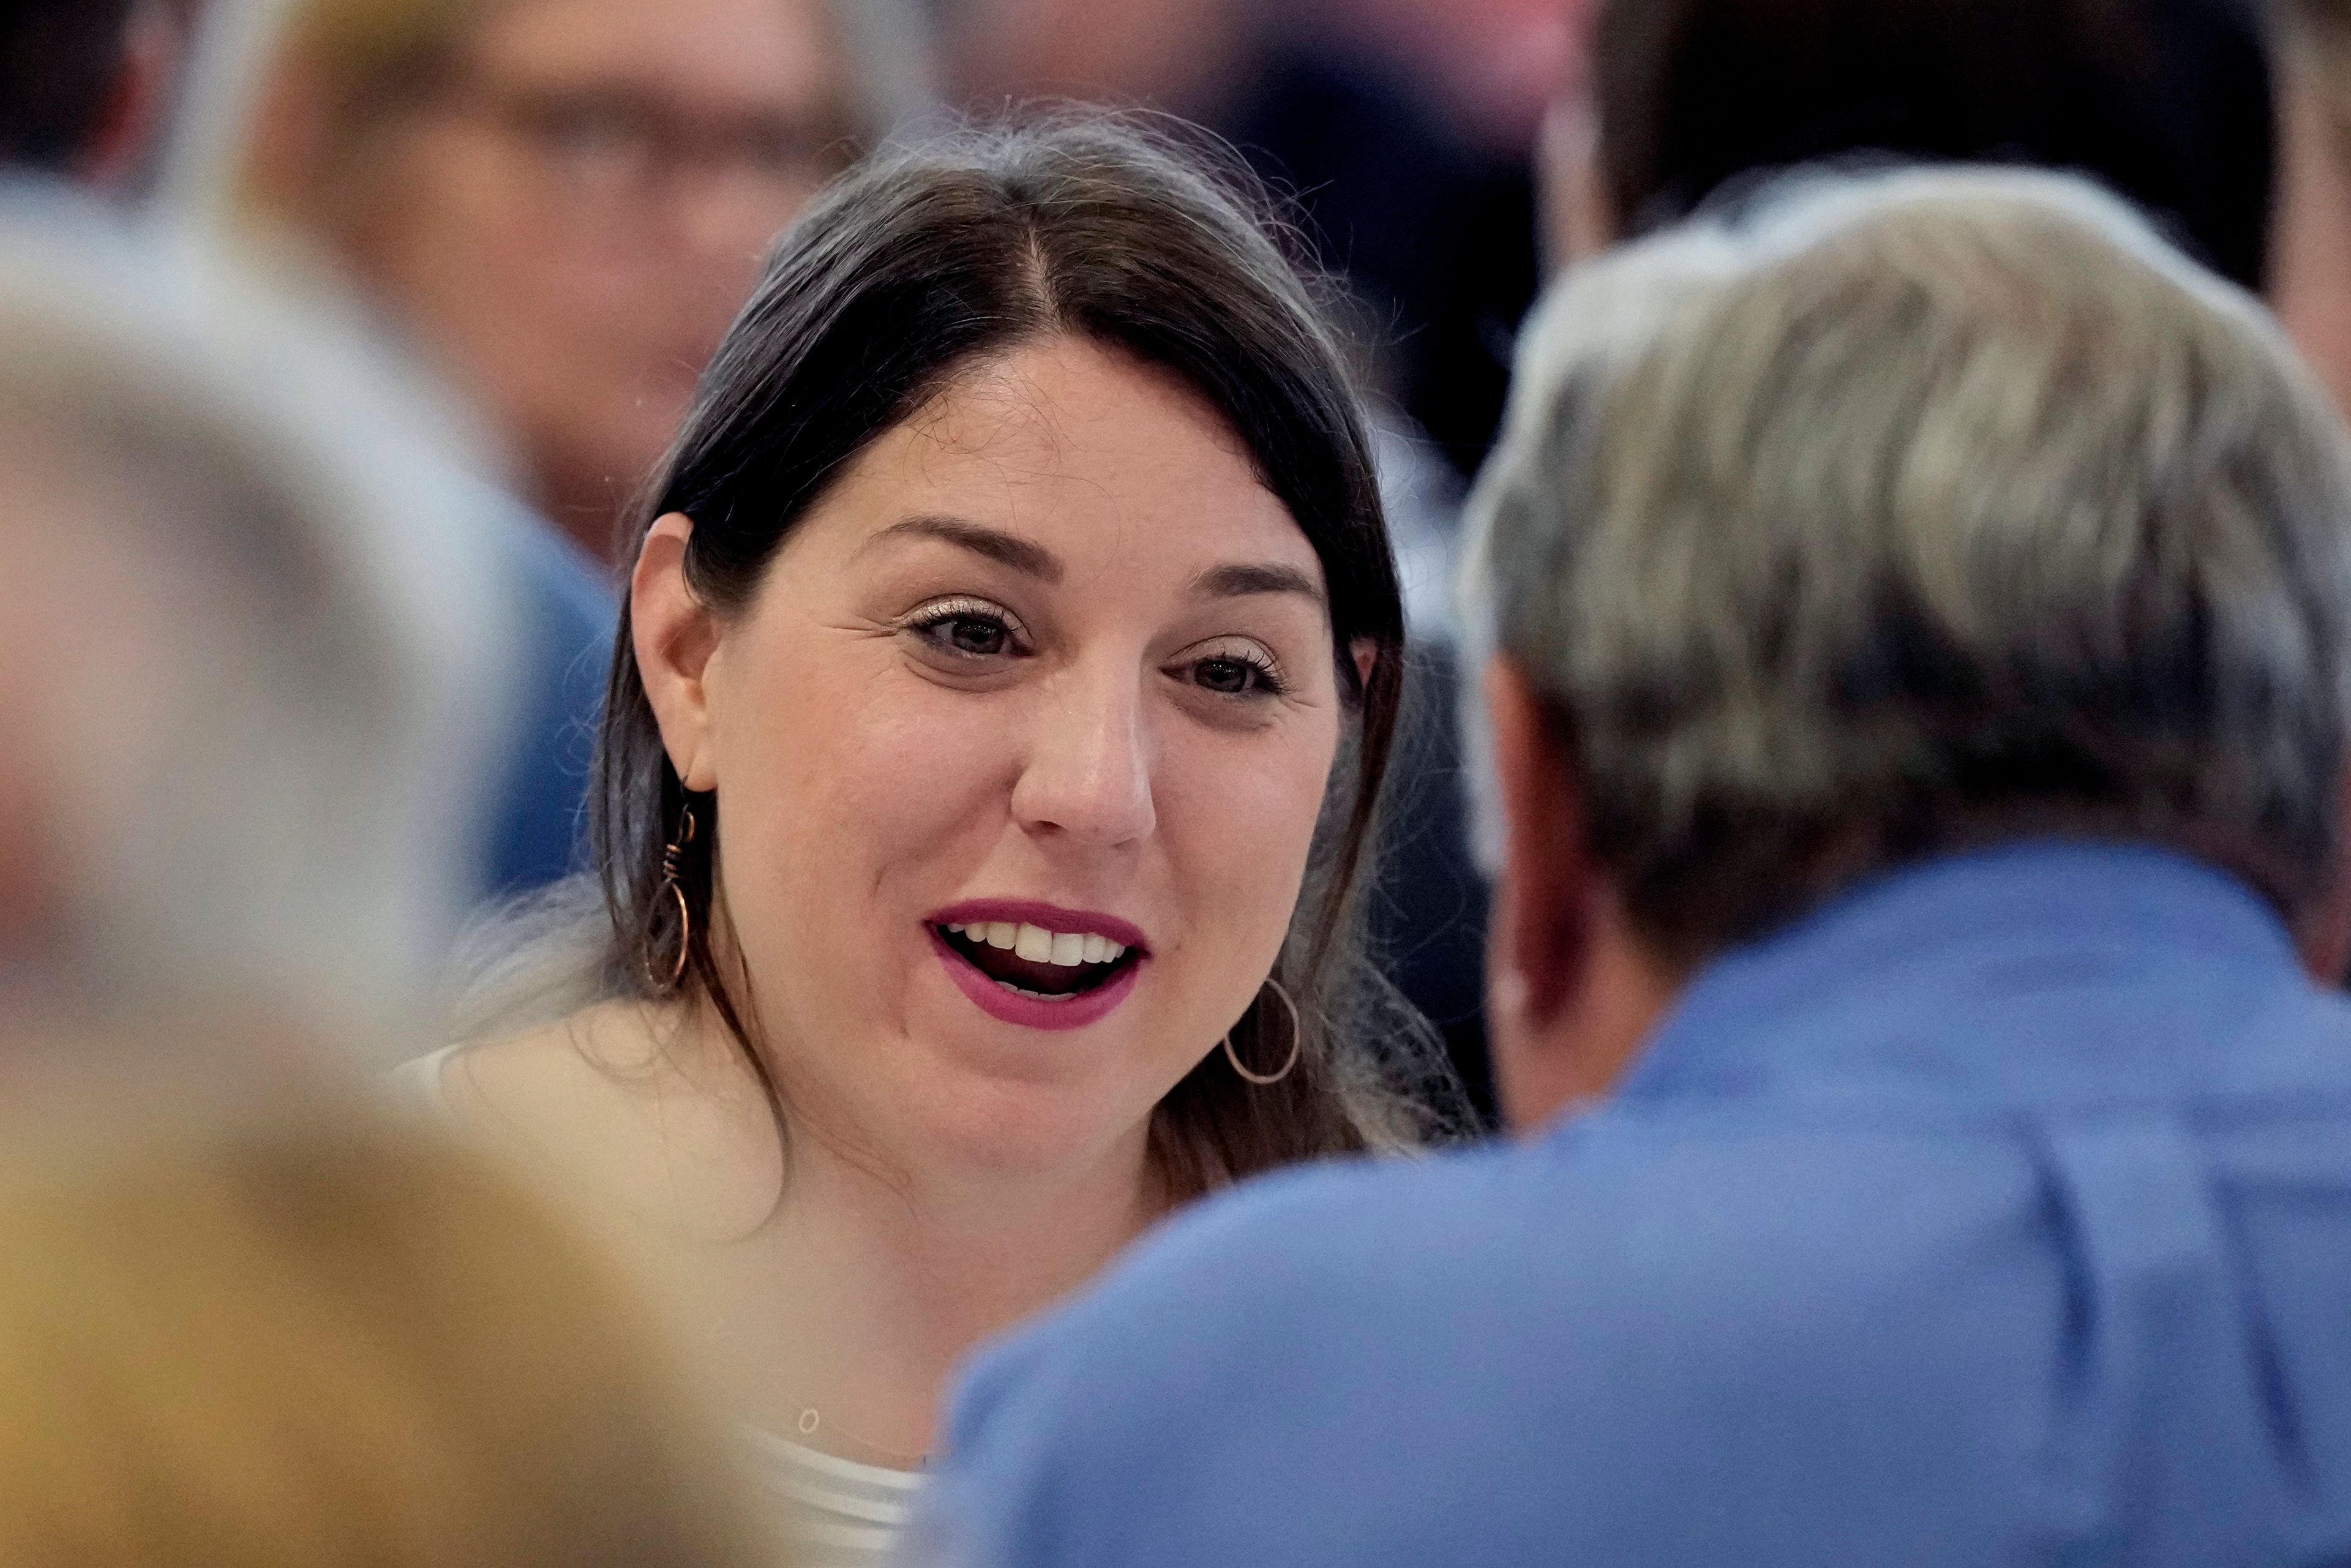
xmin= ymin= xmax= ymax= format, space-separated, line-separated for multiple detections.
xmin=649 ymin=803 xmax=697 ymax=991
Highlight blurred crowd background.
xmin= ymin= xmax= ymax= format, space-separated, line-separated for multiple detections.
xmin=7 ymin=0 xmax=2351 ymax=1558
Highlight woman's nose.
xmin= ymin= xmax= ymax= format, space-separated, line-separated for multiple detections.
xmin=1009 ymin=671 xmax=1157 ymax=849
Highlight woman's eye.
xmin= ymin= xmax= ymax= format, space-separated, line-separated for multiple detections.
xmin=904 ymin=599 xmax=1026 ymax=662
xmin=940 ymin=615 xmax=1010 ymax=657
xmin=1194 ymin=658 xmax=1259 ymax=694
xmin=1184 ymin=650 xmax=1285 ymax=698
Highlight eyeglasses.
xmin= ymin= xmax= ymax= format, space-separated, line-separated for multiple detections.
xmin=432 ymin=75 xmax=857 ymax=218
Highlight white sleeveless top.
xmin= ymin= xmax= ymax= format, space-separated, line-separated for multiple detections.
xmin=393 ymin=1045 xmax=926 ymax=1566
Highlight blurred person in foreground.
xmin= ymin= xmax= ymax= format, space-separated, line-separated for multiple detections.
xmin=154 ymin=0 xmax=926 ymax=899
xmin=407 ymin=114 xmax=1461 ymax=1564
xmin=0 ymin=1076 xmax=781 ymax=1568
xmin=0 ymin=202 xmax=777 ymax=1568
xmin=915 ymin=168 xmax=2351 ymax=1566
xmin=0 ymin=205 xmax=508 ymax=1052
xmin=1547 ymin=0 xmax=2274 ymax=288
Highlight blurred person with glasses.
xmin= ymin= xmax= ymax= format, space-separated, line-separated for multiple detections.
xmin=157 ymin=0 xmax=928 ymax=901
xmin=185 ymin=0 xmax=926 ymax=563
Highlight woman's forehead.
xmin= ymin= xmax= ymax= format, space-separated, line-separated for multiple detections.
xmin=819 ymin=338 xmax=1324 ymax=582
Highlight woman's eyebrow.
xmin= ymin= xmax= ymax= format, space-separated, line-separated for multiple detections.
xmin=859 ymin=516 xmax=1062 ymax=582
xmin=1194 ymin=561 xmax=1327 ymax=608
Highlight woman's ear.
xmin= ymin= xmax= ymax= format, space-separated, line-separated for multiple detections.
xmin=631 ymin=513 xmax=722 ymax=792
xmin=1351 ymin=638 xmax=1379 ymax=691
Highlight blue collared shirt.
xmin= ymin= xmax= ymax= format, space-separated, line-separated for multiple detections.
xmin=921 ymin=842 xmax=2351 ymax=1567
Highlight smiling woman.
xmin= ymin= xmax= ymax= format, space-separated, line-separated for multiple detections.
xmin=407 ymin=114 xmax=1462 ymax=1564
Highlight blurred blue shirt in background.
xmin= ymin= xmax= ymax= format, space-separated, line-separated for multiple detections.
xmin=923 ymin=842 xmax=2351 ymax=1567
xmin=481 ymin=496 xmax=615 ymax=898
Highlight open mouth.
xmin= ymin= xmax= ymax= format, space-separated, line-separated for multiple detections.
xmin=936 ymin=920 xmax=1141 ymax=1002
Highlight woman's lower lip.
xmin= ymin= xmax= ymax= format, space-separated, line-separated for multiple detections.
xmin=927 ymin=928 xmax=1141 ymax=1032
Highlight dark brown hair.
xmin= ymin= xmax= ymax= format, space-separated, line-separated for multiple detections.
xmin=590 ymin=114 xmax=1455 ymax=1197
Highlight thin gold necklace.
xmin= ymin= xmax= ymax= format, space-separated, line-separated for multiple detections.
xmin=779 ymin=1400 xmax=930 ymax=1469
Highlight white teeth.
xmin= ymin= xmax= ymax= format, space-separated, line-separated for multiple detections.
xmin=947 ymin=918 xmax=1136 ymax=965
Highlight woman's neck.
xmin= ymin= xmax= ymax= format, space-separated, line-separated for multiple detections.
xmin=696 ymin=1100 xmax=1163 ymax=1466
xmin=444 ymin=996 xmax=1165 ymax=1465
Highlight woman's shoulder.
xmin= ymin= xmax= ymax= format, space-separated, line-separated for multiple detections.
xmin=399 ymin=1000 xmax=782 ymax=1232
xmin=403 ymin=1000 xmax=659 ymax=1144
xmin=390 ymin=1040 xmax=473 ymax=1120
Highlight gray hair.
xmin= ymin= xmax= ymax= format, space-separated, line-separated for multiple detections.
xmin=0 ymin=197 xmax=516 ymax=1051
xmin=1461 ymin=166 xmax=2351 ymax=962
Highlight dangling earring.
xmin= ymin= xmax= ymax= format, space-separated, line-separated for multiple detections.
xmin=649 ymin=803 xmax=697 ymax=992
xmin=1221 ymin=977 xmax=1302 ymax=1086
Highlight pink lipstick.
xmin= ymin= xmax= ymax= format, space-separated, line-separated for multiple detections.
xmin=924 ymin=900 xmax=1149 ymax=1032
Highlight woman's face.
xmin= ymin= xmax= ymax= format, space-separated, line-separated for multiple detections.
xmin=634 ymin=337 xmax=1349 ymax=1181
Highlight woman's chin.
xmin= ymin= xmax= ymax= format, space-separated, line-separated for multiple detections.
xmin=878 ymin=1030 xmax=1168 ymax=1183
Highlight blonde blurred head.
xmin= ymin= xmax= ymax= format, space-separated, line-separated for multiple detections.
xmin=0 ymin=1079 xmax=778 ymax=1568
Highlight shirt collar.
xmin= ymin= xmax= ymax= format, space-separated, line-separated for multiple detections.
xmin=1610 ymin=839 xmax=2306 ymax=1108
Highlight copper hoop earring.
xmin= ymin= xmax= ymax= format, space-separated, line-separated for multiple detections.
xmin=649 ymin=803 xmax=697 ymax=992
xmin=1221 ymin=978 xmax=1301 ymax=1086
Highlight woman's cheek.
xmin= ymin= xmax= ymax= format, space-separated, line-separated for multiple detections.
xmin=771 ymin=685 xmax=1019 ymax=905
xmin=1164 ymin=722 xmax=1338 ymax=954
